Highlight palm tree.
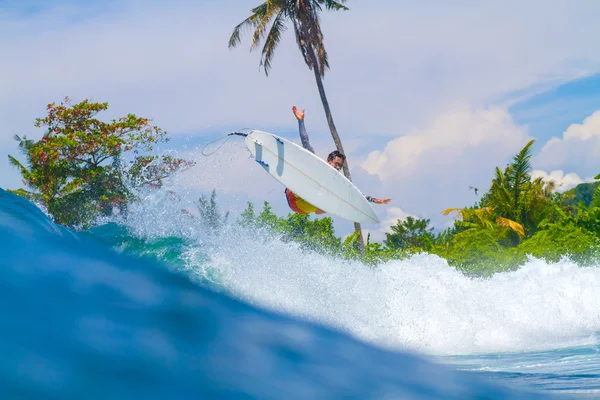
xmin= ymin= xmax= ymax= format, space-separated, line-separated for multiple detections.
xmin=229 ymin=0 xmax=367 ymax=250
xmin=485 ymin=140 xmax=535 ymax=224
xmin=483 ymin=140 xmax=558 ymax=234
xmin=444 ymin=139 xmax=561 ymax=243
xmin=385 ymin=216 xmax=435 ymax=250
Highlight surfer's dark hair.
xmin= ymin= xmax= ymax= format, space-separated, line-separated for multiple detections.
xmin=327 ymin=150 xmax=346 ymax=162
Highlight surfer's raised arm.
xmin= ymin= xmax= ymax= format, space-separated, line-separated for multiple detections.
xmin=292 ymin=106 xmax=315 ymax=154
xmin=290 ymin=105 xmax=391 ymax=208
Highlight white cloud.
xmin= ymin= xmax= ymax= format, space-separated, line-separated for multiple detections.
xmin=536 ymin=110 xmax=600 ymax=176
xmin=2 ymin=1 xmax=600 ymax=147
xmin=361 ymin=106 xmax=528 ymax=181
xmin=530 ymin=170 xmax=589 ymax=192
xmin=363 ymin=207 xmax=417 ymax=244
xmin=356 ymin=106 xmax=532 ymax=228
xmin=564 ymin=111 xmax=600 ymax=140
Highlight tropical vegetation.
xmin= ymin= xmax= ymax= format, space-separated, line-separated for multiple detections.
xmin=229 ymin=139 xmax=600 ymax=275
xmin=7 ymin=97 xmax=193 ymax=229
xmin=6 ymin=103 xmax=600 ymax=275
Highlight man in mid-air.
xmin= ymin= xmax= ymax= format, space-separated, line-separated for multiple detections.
xmin=285 ymin=106 xmax=391 ymax=215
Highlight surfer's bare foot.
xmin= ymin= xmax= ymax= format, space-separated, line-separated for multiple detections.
xmin=292 ymin=106 xmax=305 ymax=121
xmin=315 ymin=208 xmax=326 ymax=215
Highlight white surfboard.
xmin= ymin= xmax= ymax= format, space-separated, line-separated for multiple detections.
xmin=244 ymin=129 xmax=379 ymax=224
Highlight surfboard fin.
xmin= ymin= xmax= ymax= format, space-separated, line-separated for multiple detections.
xmin=255 ymin=160 xmax=269 ymax=168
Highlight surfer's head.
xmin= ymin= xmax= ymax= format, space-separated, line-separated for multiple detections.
xmin=327 ymin=150 xmax=346 ymax=171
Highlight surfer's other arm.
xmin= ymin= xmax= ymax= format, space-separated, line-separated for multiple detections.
xmin=364 ymin=195 xmax=391 ymax=205
xmin=292 ymin=106 xmax=315 ymax=154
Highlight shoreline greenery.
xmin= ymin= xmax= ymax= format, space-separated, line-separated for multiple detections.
xmin=6 ymin=98 xmax=600 ymax=276
xmin=231 ymin=139 xmax=600 ymax=275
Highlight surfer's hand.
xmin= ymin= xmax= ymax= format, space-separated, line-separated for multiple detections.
xmin=292 ymin=106 xmax=305 ymax=121
xmin=373 ymin=198 xmax=391 ymax=204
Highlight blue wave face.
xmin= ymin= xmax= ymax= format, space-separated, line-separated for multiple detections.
xmin=0 ymin=189 xmax=549 ymax=399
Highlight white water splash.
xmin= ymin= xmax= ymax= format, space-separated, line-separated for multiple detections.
xmin=198 ymin=235 xmax=600 ymax=356
xmin=117 ymin=185 xmax=600 ymax=357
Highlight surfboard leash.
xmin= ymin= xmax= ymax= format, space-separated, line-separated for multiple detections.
xmin=200 ymin=131 xmax=249 ymax=156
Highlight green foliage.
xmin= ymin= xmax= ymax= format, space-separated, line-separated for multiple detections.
xmin=8 ymin=97 xmax=194 ymax=229
xmin=559 ymin=176 xmax=600 ymax=236
xmin=480 ymin=139 xmax=559 ymax=239
xmin=279 ymin=213 xmax=341 ymax=251
xmin=238 ymin=201 xmax=256 ymax=227
xmin=342 ymin=231 xmax=411 ymax=265
xmin=231 ymin=141 xmax=600 ymax=273
xmin=6 ymin=188 xmax=42 ymax=203
xmin=249 ymin=201 xmax=341 ymax=253
xmin=516 ymin=222 xmax=598 ymax=264
xmin=385 ymin=216 xmax=434 ymax=251
xmin=436 ymin=229 xmax=524 ymax=276
xmin=240 ymin=202 xmax=411 ymax=264
xmin=256 ymin=201 xmax=279 ymax=229
xmin=571 ymin=204 xmax=600 ymax=235
xmin=562 ymin=181 xmax=600 ymax=210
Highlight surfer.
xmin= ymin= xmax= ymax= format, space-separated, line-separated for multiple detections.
xmin=285 ymin=106 xmax=391 ymax=215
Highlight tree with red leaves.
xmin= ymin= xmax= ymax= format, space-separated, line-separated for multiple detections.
xmin=9 ymin=97 xmax=194 ymax=228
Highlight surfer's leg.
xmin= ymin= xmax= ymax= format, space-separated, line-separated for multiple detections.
xmin=285 ymin=189 xmax=320 ymax=214
xmin=294 ymin=196 xmax=319 ymax=214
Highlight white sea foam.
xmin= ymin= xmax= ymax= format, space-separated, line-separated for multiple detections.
xmin=119 ymin=185 xmax=600 ymax=357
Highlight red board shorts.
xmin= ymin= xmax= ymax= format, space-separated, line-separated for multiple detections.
xmin=284 ymin=188 xmax=319 ymax=214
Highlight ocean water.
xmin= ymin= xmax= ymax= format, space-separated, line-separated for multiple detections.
xmin=2 ymin=187 xmax=600 ymax=399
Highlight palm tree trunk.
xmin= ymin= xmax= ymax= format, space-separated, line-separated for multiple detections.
xmin=307 ymin=45 xmax=365 ymax=253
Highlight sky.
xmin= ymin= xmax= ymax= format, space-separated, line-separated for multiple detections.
xmin=2 ymin=0 xmax=600 ymax=241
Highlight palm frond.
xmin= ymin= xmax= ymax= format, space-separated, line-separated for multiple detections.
xmin=8 ymin=154 xmax=26 ymax=170
xmin=441 ymin=207 xmax=464 ymax=217
xmin=228 ymin=3 xmax=268 ymax=48
xmin=260 ymin=10 xmax=287 ymax=75
xmin=13 ymin=134 xmax=35 ymax=153
xmin=455 ymin=221 xmax=477 ymax=230
xmin=251 ymin=2 xmax=282 ymax=50
xmin=508 ymin=139 xmax=535 ymax=206
xmin=496 ymin=216 xmax=524 ymax=237
xmin=231 ymin=0 xmax=341 ymax=76
xmin=488 ymin=166 xmax=514 ymax=218
xmin=473 ymin=207 xmax=492 ymax=217
xmin=8 ymin=155 xmax=35 ymax=188
xmin=321 ymin=0 xmax=349 ymax=11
